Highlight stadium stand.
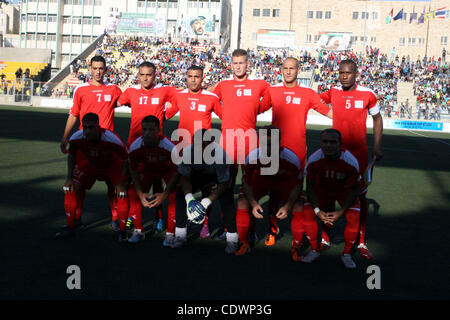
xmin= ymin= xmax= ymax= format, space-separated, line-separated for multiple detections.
xmin=4 ymin=35 xmax=447 ymax=122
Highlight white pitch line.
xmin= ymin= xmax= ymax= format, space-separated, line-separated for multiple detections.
xmin=407 ymin=130 xmax=450 ymax=147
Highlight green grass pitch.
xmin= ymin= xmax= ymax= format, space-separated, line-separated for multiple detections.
xmin=0 ymin=105 xmax=449 ymax=300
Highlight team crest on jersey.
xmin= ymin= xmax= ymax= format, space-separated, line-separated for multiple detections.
xmin=355 ymin=100 xmax=364 ymax=109
xmin=146 ymin=154 xmax=158 ymax=163
xmin=336 ymin=172 xmax=346 ymax=180
xmin=292 ymin=97 xmax=301 ymax=105
xmin=243 ymin=89 xmax=252 ymax=96
xmin=152 ymin=98 xmax=159 ymax=104
xmin=198 ymin=104 xmax=206 ymax=112
xmin=104 ymin=95 xmax=111 ymax=102
xmin=89 ymin=148 xmax=99 ymax=157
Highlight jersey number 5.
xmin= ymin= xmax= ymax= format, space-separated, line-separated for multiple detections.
xmin=345 ymin=99 xmax=352 ymax=109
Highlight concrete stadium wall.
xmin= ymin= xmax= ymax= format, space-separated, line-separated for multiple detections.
xmin=0 ymin=48 xmax=52 ymax=63
xmin=44 ymin=33 xmax=105 ymax=93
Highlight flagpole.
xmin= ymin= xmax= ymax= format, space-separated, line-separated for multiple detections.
xmin=424 ymin=2 xmax=431 ymax=58
xmin=363 ymin=0 xmax=368 ymax=55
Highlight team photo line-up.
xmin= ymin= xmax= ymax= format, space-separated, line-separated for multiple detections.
xmin=56 ymin=48 xmax=383 ymax=269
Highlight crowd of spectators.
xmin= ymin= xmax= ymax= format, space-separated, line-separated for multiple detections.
xmin=413 ymin=59 xmax=449 ymax=120
xmin=316 ymin=49 xmax=401 ymax=117
xmin=60 ymin=35 xmax=450 ymax=121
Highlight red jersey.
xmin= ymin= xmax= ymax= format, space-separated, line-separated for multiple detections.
xmin=262 ymin=83 xmax=331 ymax=166
xmin=70 ymin=82 xmax=122 ymax=131
xmin=68 ymin=128 xmax=128 ymax=168
xmin=243 ymin=147 xmax=302 ymax=188
xmin=128 ymin=135 xmax=177 ymax=177
xmin=306 ymin=148 xmax=360 ymax=195
xmin=320 ymin=85 xmax=379 ymax=159
xmin=213 ymin=76 xmax=270 ymax=131
xmin=165 ymin=89 xmax=222 ymax=143
xmin=118 ymin=84 xmax=177 ymax=145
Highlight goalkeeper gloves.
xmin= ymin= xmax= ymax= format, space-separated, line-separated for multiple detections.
xmin=185 ymin=194 xmax=212 ymax=224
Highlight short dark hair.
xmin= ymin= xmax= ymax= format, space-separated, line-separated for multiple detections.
xmin=232 ymin=49 xmax=248 ymax=59
xmin=283 ymin=57 xmax=300 ymax=68
xmin=187 ymin=65 xmax=204 ymax=75
xmin=339 ymin=59 xmax=357 ymax=73
xmin=320 ymin=128 xmax=341 ymax=142
xmin=90 ymin=55 xmax=106 ymax=66
xmin=141 ymin=115 xmax=160 ymax=129
xmin=82 ymin=112 xmax=99 ymax=123
xmin=138 ymin=61 xmax=156 ymax=73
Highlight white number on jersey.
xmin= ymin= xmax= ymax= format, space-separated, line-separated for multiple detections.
xmin=345 ymin=99 xmax=352 ymax=109
xmin=139 ymin=96 xmax=148 ymax=105
xmin=325 ymin=169 xmax=335 ymax=179
xmin=285 ymin=95 xmax=292 ymax=104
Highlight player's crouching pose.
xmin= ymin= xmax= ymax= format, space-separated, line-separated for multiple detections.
xmin=172 ymin=129 xmax=239 ymax=253
xmin=127 ymin=116 xmax=180 ymax=245
xmin=56 ymin=113 xmax=129 ymax=241
xmin=303 ymin=129 xmax=361 ymax=269
xmin=235 ymin=125 xmax=302 ymax=256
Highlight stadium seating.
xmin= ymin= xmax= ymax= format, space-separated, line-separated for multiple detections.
xmin=0 ymin=61 xmax=49 ymax=82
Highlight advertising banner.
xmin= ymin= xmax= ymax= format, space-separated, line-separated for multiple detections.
xmin=317 ymin=32 xmax=352 ymax=51
xmin=257 ymin=29 xmax=296 ymax=49
xmin=117 ymin=13 xmax=167 ymax=35
xmin=385 ymin=120 xmax=444 ymax=131
xmin=183 ymin=14 xmax=215 ymax=37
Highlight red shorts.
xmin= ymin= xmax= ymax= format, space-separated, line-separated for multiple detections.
xmin=131 ymin=171 xmax=178 ymax=193
xmin=220 ymin=131 xmax=259 ymax=165
xmin=72 ymin=158 xmax=124 ymax=190
xmin=348 ymin=148 xmax=368 ymax=194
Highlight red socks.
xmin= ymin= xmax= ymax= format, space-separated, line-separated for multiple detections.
xmin=107 ymin=187 xmax=118 ymax=221
xmin=303 ymin=206 xmax=319 ymax=251
xmin=290 ymin=211 xmax=304 ymax=248
xmin=117 ymin=197 xmax=129 ymax=231
xmin=358 ymin=197 xmax=368 ymax=245
xmin=64 ymin=191 xmax=78 ymax=228
xmin=166 ymin=191 xmax=177 ymax=234
xmin=127 ymin=187 xmax=143 ymax=230
xmin=75 ymin=189 xmax=85 ymax=221
xmin=343 ymin=210 xmax=360 ymax=254
xmin=236 ymin=208 xmax=250 ymax=243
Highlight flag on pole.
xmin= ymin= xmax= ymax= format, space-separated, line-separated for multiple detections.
xmin=435 ymin=7 xmax=447 ymax=19
xmin=393 ymin=9 xmax=404 ymax=21
xmin=410 ymin=6 xmax=415 ymax=24
xmin=418 ymin=7 xmax=425 ymax=24
xmin=386 ymin=8 xmax=394 ymax=24
xmin=425 ymin=11 xmax=435 ymax=21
